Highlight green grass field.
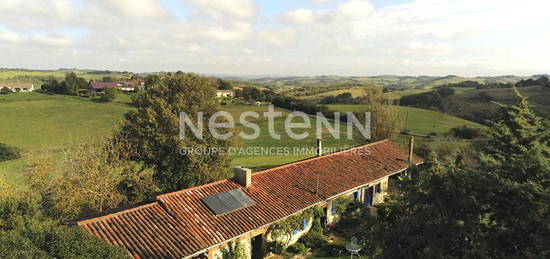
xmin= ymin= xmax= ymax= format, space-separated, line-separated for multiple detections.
xmin=0 ymin=93 xmax=134 ymax=184
xmin=448 ymin=85 xmax=550 ymax=120
xmin=326 ymin=105 xmax=483 ymax=135
xmin=223 ymin=105 xmax=363 ymax=170
xmin=0 ymin=93 xmax=364 ymax=185
xmin=304 ymin=86 xmax=477 ymax=100
xmin=304 ymin=87 xmax=369 ymax=99
xmin=0 ymin=69 xmax=131 ymax=84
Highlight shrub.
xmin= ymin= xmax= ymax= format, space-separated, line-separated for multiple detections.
xmin=450 ymin=125 xmax=482 ymax=139
xmin=267 ymin=241 xmax=285 ymax=255
xmin=299 ymin=231 xmax=326 ymax=249
xmin=0 ymin=87 xmax=12 ymax=94
xmin=0 ymin=143 xmax=21 ymax=162
xmin=0 ymin=187 xmax=128 ymax=259
xmin=46 ymin=226 xmax=128 ymax=258
xmin=0 ymin=231 xmax=48 ymax=258
xmin=101 ymin=87 xmax=117 ymax=102
xmin=288 ymin=242 xmax=308 ymax=255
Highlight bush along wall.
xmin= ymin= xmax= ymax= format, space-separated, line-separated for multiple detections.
xmin=0 ymin=143 xmax=21 ymax=162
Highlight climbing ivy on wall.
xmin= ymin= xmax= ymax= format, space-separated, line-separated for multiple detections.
xmin=221 ymin=241 xmax=246 ymax=259
xmin=267 ymin=206 xmax=325 ymax=247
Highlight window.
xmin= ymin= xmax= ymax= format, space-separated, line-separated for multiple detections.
xmin=353 ymin=191 xmax=359 ymax=200
xmin=375 ymin=183 xmax=382 ymax=194
xmin=303 ymin=218 xmax=308 ymax=229
xmin=331 ymin=200 xmax=337 ymax=216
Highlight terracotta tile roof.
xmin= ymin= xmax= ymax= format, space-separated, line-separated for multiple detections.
xmin=89 ymin=82 xmax=121 ymax=89
xmin=78 ymin=139 xmax=423 ymax=258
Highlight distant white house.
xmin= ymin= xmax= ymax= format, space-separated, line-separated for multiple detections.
xmin=88 ymin=81 xmax=136 ymax=92
xmin=0 ymin=83 xmax=34 ymax=93
xmin=216 ymin=89 xmax=234 ymax=98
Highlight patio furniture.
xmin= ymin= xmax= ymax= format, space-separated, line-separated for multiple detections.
xmin=345 ymin=236 xmax=362 ymax=258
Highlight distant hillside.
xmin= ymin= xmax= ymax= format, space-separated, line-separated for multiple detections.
xmin=445 ymin=85 xmax=550 ymax=123
xmin=234 ymin=75 xmax=529 ymax=90
xmin=326 ymin=104 xmax=483 ymax=136
xmin=0 ymin=69 xmax=132 ymax=85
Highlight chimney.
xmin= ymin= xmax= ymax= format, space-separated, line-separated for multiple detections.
xmin=234 ymin=166 xmax=252 ymax=188
xmin=317 ymin=138 xmax=323 ymax=157
xmin=408 ymin=136 xmax=415 ymax=166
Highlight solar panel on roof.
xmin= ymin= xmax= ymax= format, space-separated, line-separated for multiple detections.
xmin=201 ymin=189 xmax=255 ymax=215
xmin=229 ymin=189 xmax=254 ymax=205
xmin=201 ymin=195 xmax=228 ymax=215
xmin=219 ymin=192 xmax=241 ymax=211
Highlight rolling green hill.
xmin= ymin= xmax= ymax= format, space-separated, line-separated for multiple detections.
xmin=0 ymin=89 xmax=491 ymax=187
xmin=236 ymin=75 xmax=526 ymax=90
xmin=0 ymin=69 xmax=132 ymax=85
xmin=445 ymin=85 xmax=550 ymax=123
xmin=304 ymin=86 xmax=477 ymax=100
xmin=0 ymin=93 xmax=134 ymax=184
xmin=0 ymin=93 xmax=364 ymax=185
xmin=326 ymin=105 xmax=483 ymax=135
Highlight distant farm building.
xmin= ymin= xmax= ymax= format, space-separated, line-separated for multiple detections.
xmin=88 ymin=81 xmax=141 ymax=92
xmin=216 ymin=90 xmax=234 ymax=98
xmin=78 ymin=140 xmax=423 ymax=259
xmin=0 ymin=82 xmax=34 ymax=93
xmin=131 ymin=74 xmax=145 ymax=82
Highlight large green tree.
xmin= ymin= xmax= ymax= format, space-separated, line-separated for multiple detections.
xmin=118 ymin=73 xmax=233 ymax=191
xmin=360 ymin=89 xmax=550 ymax=258
xmin=64 ymin=72 xmax=88 ymax=94
xmin=477 ymin=88 xmax=550 ymax=256
xmin=0 ymin=181 xmax=128 ymax=258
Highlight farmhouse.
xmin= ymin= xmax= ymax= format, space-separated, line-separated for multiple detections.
xmin=88 ymin=81 xmax=136 ymax=92
xmin=0 ymin=82 xmax=34 ymax=92
xmin=216 ymin=90 xmax=234 ymax=98
xmin=78 ymin=139 xmax=423 ymax=259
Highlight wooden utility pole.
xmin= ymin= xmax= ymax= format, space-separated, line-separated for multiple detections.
xmin=408 ymin=136 xmax=415 ymax=166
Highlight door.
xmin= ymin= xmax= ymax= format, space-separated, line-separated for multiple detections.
xmin=251 ymin=234 xmax=265 ymax=259
xmin=364 ymin=186 xmax=373 ymax=207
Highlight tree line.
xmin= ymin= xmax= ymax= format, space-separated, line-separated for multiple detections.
xmin=517 ymin=76 xmax=550 ymax=88
xmin=439 ymin=80 xmax=514 ymax=89
xmin=399 ymin=86 xmax=456 ymax=110
xmin=352 ymin=90 xmax=550 ymax=257
xmin=1 ymin=73 xmax=233 ymax=257
xmin=319 ymin=92 xmax=366 ymax=104
xmin=40 ymin=72 xmax=88 ymax=94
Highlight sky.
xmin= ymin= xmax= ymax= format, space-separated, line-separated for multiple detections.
xmin=0 ymin=0 xmax=549 ymax=76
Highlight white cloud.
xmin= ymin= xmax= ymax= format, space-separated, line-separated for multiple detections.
xmin=281 ymin=9 xmax=316 ymax=25
xmin=186 ymin=0 xmax=258 ymax=20
xmin=259 ymin=28 xmax=297 ymax=46
xmin=281 ymin=0 xmax=374 ymax=25
xmin=308 ymin=0 xmax=333 ymax=3
xmin=395 ymin=42 xmax=454 ymax=56
xmin=95 ymin=0 xmax=171 ymax=20
xmin=0 ymin=0 xmax=549 ymax=76
xmin=332 ymin=0 xmax=374 ymax=21
xmin=31 ymin=35 xmax=72 ymax=47
xmin=0 ymin=30 xmax=22 ymax=44
xmin=202 ymin=21 xmax=253 ymax=42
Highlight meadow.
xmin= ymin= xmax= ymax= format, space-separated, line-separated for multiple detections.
xmin=0 ymin=69 xmax=131 ymax=84
xmin=448 ymin=85 xmax=550 ymax=121
xmin=0 ymin=93 xmax=134 ymax=184
xmin=0 ymin=93 xmax=363 ymax=185
xmin=304 ymin=86 xmax=476 ymax=100
xmin=1 ymin=90 xmax=484 ymax=186
xmin=326 ymin=104 xmax=483 ymax=135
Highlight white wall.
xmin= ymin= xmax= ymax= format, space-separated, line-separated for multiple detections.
xmin=211 ymin=236 xmax=252 ymax=259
